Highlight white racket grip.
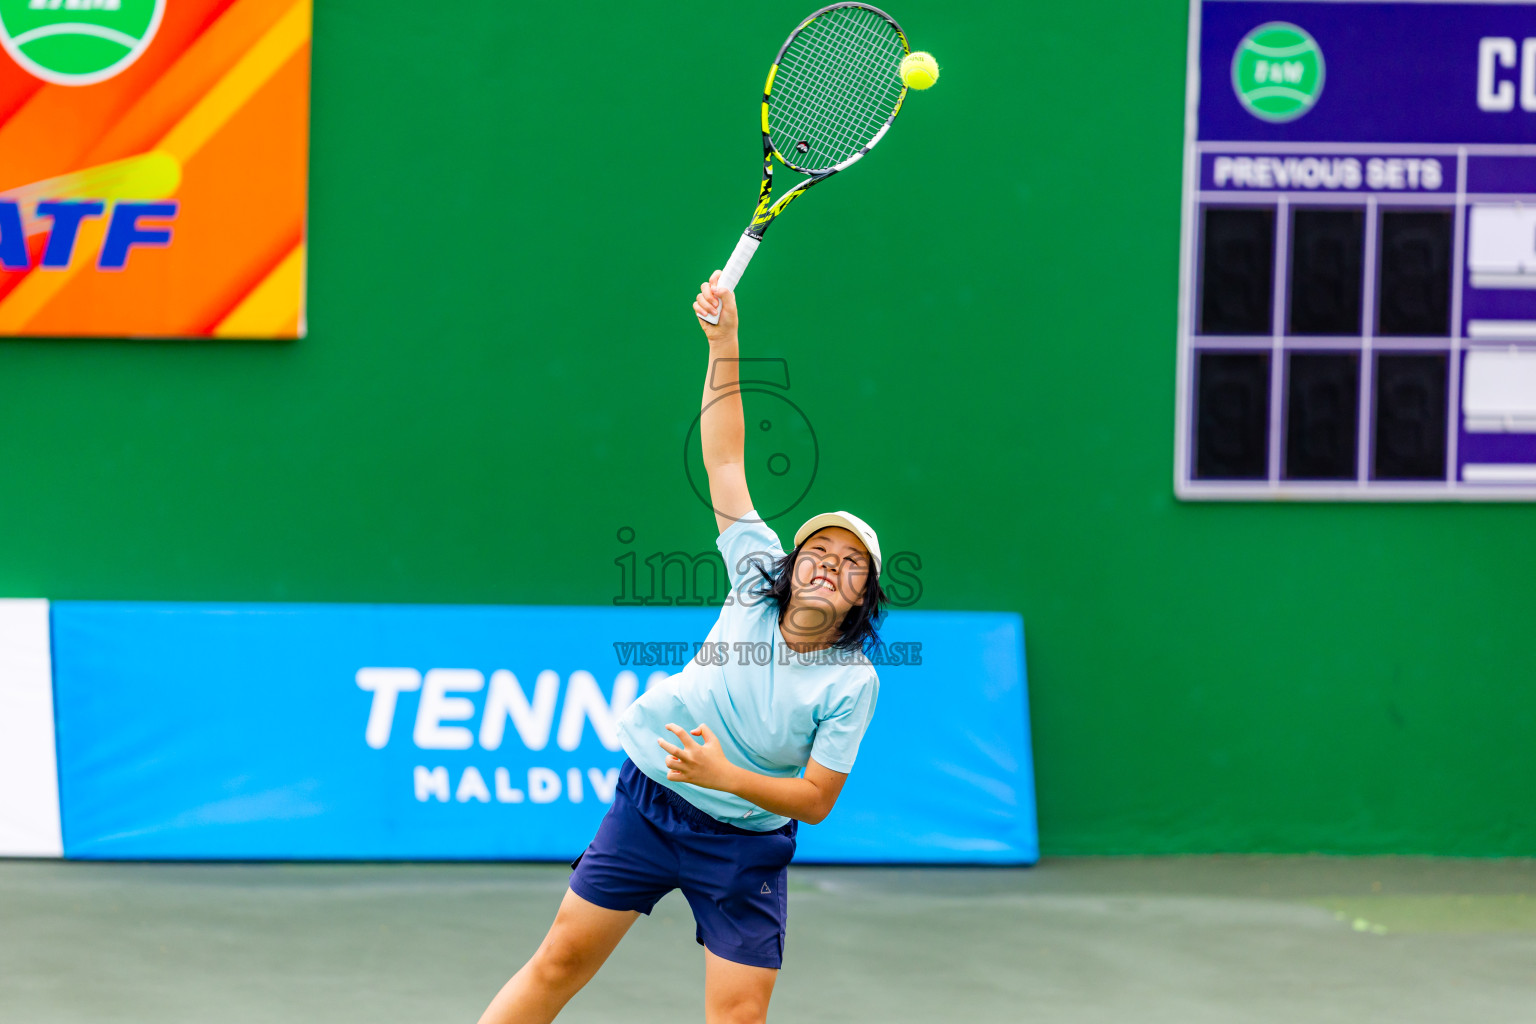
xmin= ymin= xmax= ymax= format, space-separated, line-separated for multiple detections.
xmin=700 ymin=232 xmax=760 ymax=325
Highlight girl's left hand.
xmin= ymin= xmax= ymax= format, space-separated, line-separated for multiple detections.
xmin=658 ymin=723 xmax=736 ymax=792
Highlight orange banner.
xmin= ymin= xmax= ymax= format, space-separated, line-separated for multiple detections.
xmin=0 ymin=0 xmax=310 ymax=338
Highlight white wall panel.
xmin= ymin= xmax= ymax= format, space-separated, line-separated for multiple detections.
xmin=0 ymin=600 xmax=62 ymax=857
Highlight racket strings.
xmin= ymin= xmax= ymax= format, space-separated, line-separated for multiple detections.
xmin=797 ymin=15 xmax=895 ymax=118
xmin=776 ymin=13 xmax=899 ymax=165
xmin=770 ymin=5 xmax=904 ymax=171
xmin=794 ymin=19 xmax=894 ymax=149
xmin=825 ymin=11 xmax=907 ymax=116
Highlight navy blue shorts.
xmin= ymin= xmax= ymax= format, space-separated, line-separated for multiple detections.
xmin=569 ymin=759 xmax=798 ymax=969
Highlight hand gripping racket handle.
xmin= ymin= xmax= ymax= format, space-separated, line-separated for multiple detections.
xmin=700 ymin=232 xmax=761 ymax=325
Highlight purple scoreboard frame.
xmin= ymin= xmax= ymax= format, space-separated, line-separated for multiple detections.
xmin=1177 ymin=0 xmax=1536 ymax=500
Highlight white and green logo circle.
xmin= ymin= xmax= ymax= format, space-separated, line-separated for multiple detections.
xmin=0 ymin=0 xmax=164 ymax=87
xmin=1231 ymin=22 xmax=1325 ymax=123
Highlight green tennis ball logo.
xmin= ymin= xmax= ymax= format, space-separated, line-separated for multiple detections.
xmin=0 ymin=0 xmax=164 ymax=87
xmin=1231 ymin=22 xmax=1324 ymax=123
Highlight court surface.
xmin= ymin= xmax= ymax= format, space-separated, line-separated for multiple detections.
xmin=2 ymin=856 xmax=1533 ymax=1023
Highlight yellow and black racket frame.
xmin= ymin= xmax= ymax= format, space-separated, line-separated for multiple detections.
xmin=701 ymin=2 xmax=910 ymax=324
xmin=751 ymin=2 xmax=911 ymax=234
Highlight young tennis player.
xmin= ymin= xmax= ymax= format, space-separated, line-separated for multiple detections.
xmin=475 ymin=274 xmax=885 ymax=1024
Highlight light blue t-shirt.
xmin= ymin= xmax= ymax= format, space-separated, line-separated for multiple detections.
xmin=616 ymin=513 xmax=880 ymax=831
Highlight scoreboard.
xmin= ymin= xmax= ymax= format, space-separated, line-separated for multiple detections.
xmin=1177 ymin=0 xmax=1536 ymax=499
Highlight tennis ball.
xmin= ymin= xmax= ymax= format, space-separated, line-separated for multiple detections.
xmin=900 ymin=51 xmax=939 ymax=90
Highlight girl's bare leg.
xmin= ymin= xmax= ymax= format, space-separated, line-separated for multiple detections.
xmin=702 ymin=947 xmax=778 ymax=1024
xmin=477 ymin=888 xmax=640 ymax=1024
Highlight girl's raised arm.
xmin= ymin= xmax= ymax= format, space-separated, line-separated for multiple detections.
xmin=693 ymin=272 xmax=754 ymax=536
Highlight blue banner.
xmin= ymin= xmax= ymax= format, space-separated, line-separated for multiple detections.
xmin=51 ymin=603 xmax=1035 ymax=863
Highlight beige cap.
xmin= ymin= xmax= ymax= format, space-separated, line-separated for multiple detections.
xmin=792 ymin=510 xmax=882 ymax=576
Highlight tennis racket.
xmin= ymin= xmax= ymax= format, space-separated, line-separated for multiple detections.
xmin=699 ymin=3 xmax=911 ymax=324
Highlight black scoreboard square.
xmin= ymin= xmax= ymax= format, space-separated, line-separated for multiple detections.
xmin=1289 ymin=209 xmax=1364 ymax=336
xmin=1199 ymin=207 xmax=1275 ymax=335
xmin=1373 ymin=353 xmax=1449 ymax=480
xmin=1284 ymin=352 xmax=1360 ymax=480
xmin=1377 ymin=211 xmax=1453 ymax=337
xmin=1194 ymin=352 xmax=1271 ymax=479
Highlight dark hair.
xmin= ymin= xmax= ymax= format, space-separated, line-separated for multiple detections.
xmin=751 ymin=534 xmax=886 ymax=655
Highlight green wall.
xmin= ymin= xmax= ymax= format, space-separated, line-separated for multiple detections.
xmin=0 ymin=0 xmax=1530 ymax=856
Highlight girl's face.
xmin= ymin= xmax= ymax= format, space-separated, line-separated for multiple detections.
xmin=785 ymin=527 xmax=870 ymax=635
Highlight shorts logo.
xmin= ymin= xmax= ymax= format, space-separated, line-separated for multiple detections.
xmin=0 ymin=0 xmax=165 ymax=87
xmin=760 ymin=882 xmax=772 ymax=894
xmin=1231 ymin=22 xmax=1325 ymax=123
